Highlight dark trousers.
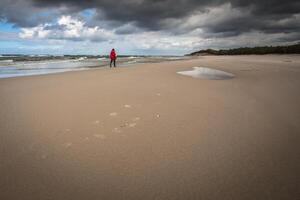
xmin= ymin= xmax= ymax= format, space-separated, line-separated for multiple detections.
xmin=110 ymin=59 xmax=116 ymax=67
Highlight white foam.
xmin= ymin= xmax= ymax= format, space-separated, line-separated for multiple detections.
xmin=0 ymin=59 xmax=13 ymax=63
xmin=177 ymin=67 xmax=234 ymax=80
xmin=74 ymin=57 xmax=87 ymax=62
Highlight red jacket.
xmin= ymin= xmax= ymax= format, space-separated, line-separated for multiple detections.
xmin=110 ymin=50 xmax=117 ymax=60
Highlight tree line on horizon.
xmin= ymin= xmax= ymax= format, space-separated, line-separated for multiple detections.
xmin=188 ymin=43 xmax=300 ymax=56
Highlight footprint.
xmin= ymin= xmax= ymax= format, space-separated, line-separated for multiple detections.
xmin=112 ymin=127 xmax=122 ymax=133
xmin=124 ymin=104 xmax=131 ymax=108
xmin=92 ymin=120 xmax=100 ymax=125
xmin=120 ymin=122 xmax=129 ymax=128
xmin=132 ymin=117 xmax=140 ymax=121
xmin=109 ymin=112 xmax=118 ymax=116
xmin=64 ymin=142 xmax=72 ymax=148
xmin=93 ymin=134 xmax=106 ymax=140
xmin=128 ymin=123 xmax=137 ymax=128
xmin=29 ymin=144 xmax=35 ymax=150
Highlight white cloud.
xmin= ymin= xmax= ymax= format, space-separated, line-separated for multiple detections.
xmin=123 ymin=31 xmax=203 ymax=51
xmin=159 ymin=3 xmax=251 ymax=35
xmin=19 ymin=15 xmax=114 ymax=42
xmin=17 ymin=12 xmax=299 ymax=55
xmin=19 ymin=25 xmax=50 ymax=39
xmin=18 ymin=15 xmax=204 ymax=54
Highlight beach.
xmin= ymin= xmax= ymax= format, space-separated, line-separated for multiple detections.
xmin=0 ymin=55 xmax=299 ymax=199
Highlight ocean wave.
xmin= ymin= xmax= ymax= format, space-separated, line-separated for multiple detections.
xmin=0 ymin=59 xmax=14 ymax=63
xmin=0 ymin=56 xmax=189 ymax=78
xmin=125 ymin=60 xmax=137 ymax=64
xmin=128 ymin=56 xmax=139 ymax=59
xmin=75 ymin=57 xmax=88 ymax=61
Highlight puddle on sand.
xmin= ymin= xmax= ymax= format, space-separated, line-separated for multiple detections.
xmin=177 ymin=67 xmax=234 ymax=80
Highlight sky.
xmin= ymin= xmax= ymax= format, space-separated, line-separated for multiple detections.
xmin=0 ymin=0 xmax=299 ymax=55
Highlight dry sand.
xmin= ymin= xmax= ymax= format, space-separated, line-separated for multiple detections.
xmin=0 ymin=55 xmax=299 ymax=199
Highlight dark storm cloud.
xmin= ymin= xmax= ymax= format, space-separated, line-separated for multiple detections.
xmin=115 ymin=23 xmax=142 ymax=34
xmin=31 ymin=0 xmax=300 ymax=32
xmin=201 ymin=7 xmax=300 ymax=38
xmin=231 ymin=0 xmax=300 ymax=15
xmin=31 ymin=0 xmax=216 ymax=30
xmin=0 ymin=0 xmax=57 ymax=27
xmin=1 ymin=0 xmax=299 ymax=40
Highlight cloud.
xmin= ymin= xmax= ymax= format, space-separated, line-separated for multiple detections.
xmin=27 ymin=0 xmax=300 ymax=34
xmin=19 ymin=15 xmax=114 ymax=42
xmin=0 ymin=0 xmax=60 ymax=27
xmin=115 ymin=23 xmax=142 ymax=34
xmin=1 ymin=0 xmax=299 ymax=53
xmin=1 ymin=0 xmax=298 ymax=33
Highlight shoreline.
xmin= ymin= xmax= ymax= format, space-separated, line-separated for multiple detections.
xmin=2 ymin=54 xmax=299 ymax=80
xmin=0 ymin=56 xmax=191 ymax=79
xmin=0 ymin=56 xmax=194 ymax=80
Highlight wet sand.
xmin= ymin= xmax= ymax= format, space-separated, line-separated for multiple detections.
xmin=0 ymin=55 xmax=299 ymax=199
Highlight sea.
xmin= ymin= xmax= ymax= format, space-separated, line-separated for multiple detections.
xmin=0 ymin=55 xmax=188 ymax=78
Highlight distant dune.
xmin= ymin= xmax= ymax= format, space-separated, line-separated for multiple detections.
xmin=187 ymin=43 xmax=300 ymax=56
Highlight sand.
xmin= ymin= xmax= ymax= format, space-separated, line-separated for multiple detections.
xmin=0 ymin=55 xmax=299 ymax=199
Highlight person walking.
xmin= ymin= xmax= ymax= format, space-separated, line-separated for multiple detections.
xmin=110 ymin=48 xmax=117 ymax=68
